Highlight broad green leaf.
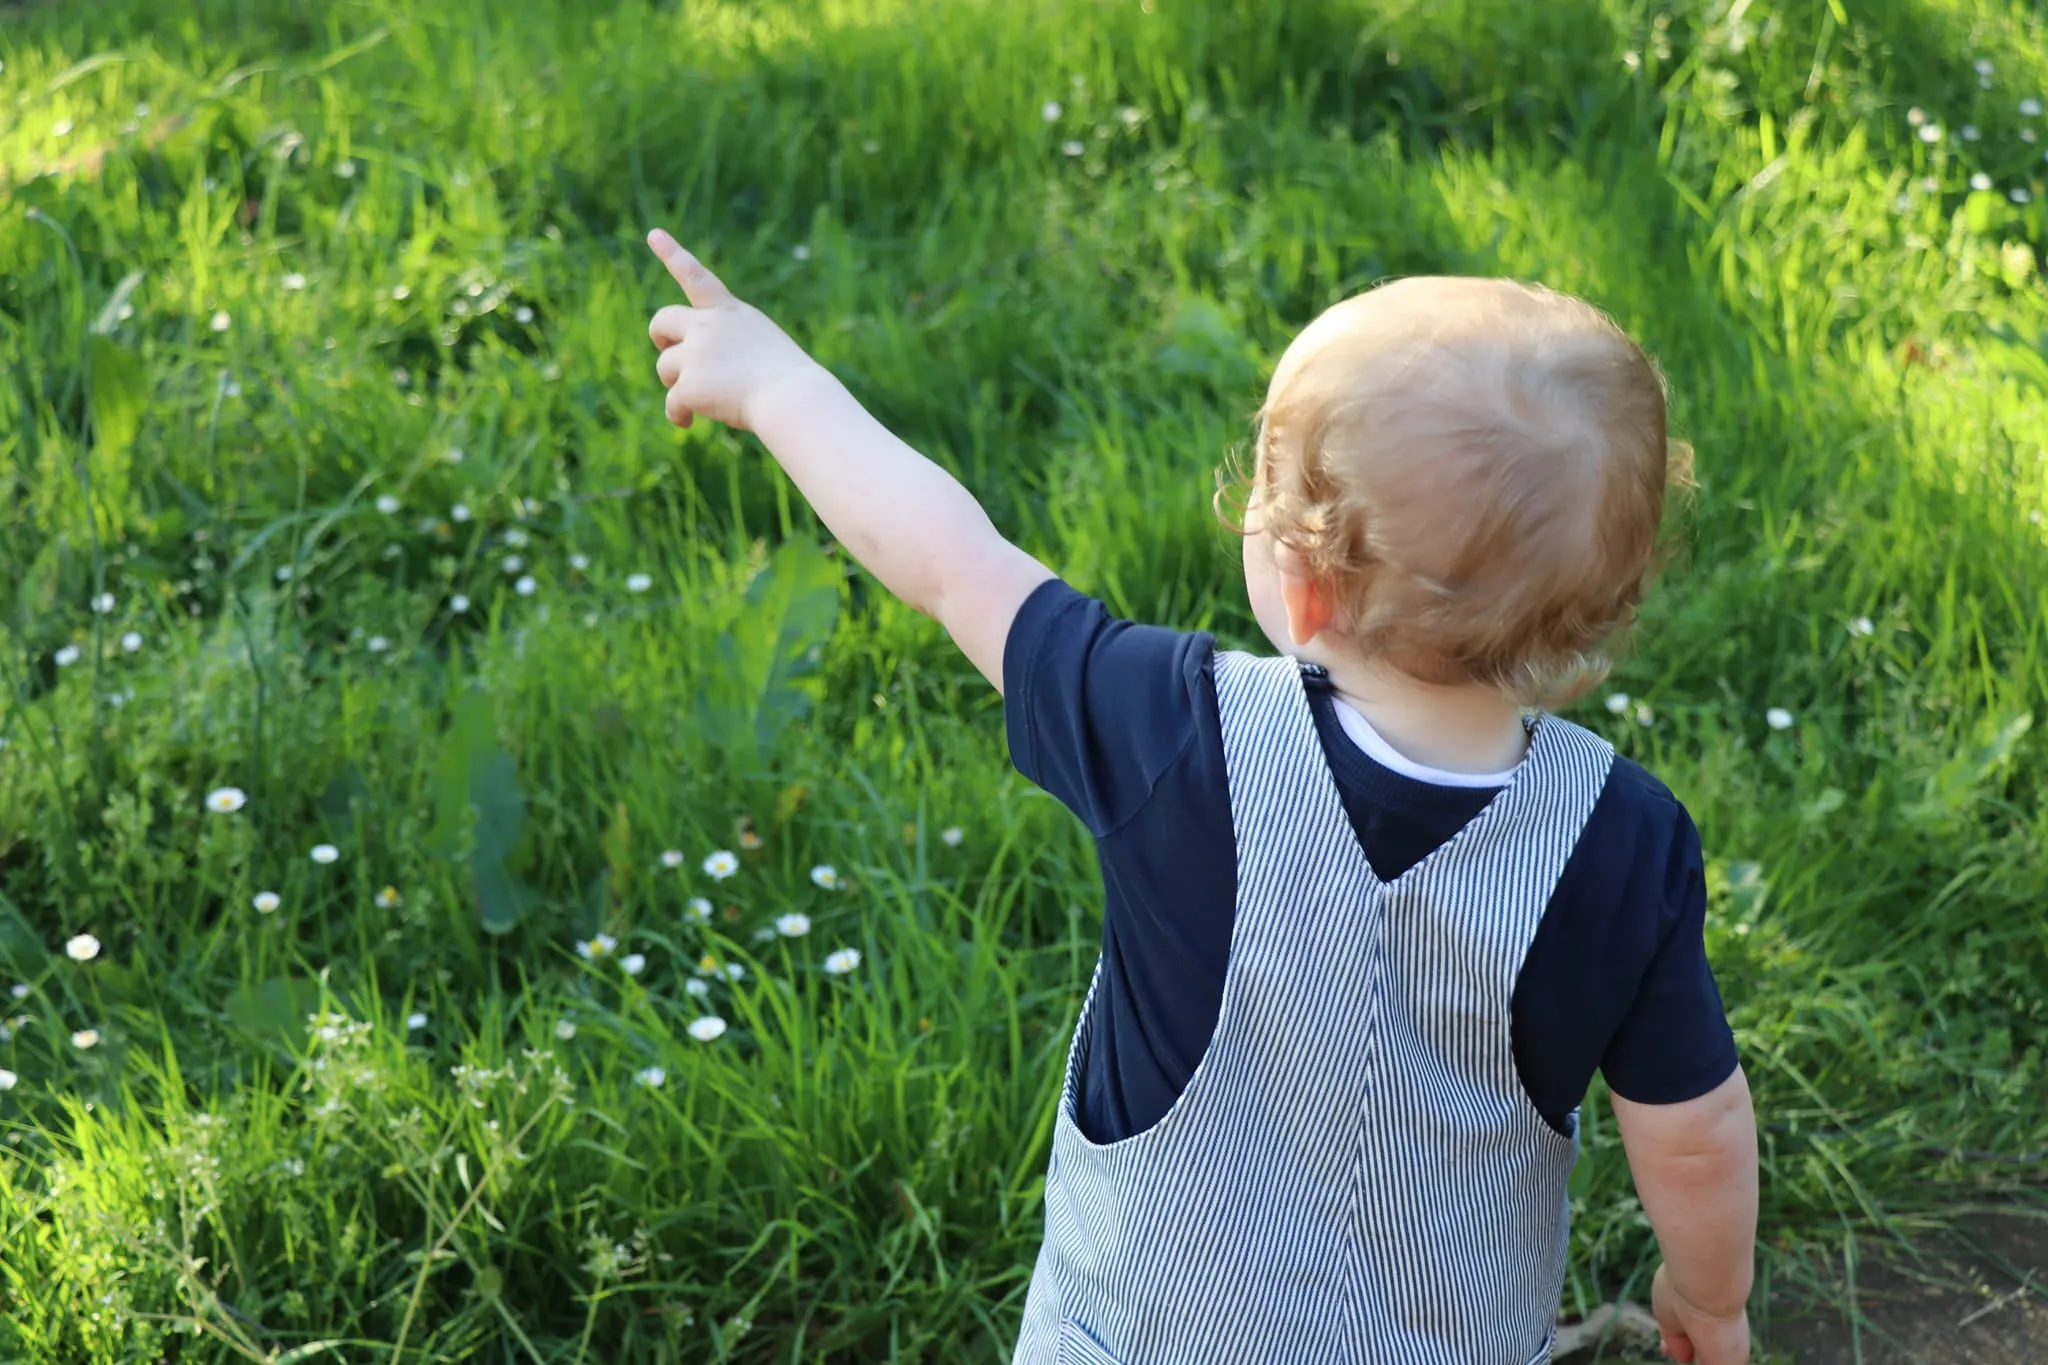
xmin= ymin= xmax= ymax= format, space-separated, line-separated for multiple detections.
xmin=698 ymin=538 xmax=842 ymax=765
xmin=473 ymin=857 xmax=541 ymax=936
xmin=225 ymin=977 xmax=320 ymax=1055
xmin=87 ymin=335 xmax=147 ymax=459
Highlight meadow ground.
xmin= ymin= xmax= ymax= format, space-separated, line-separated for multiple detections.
xmin=3 ymin=0 xmax=2048 ymax=1360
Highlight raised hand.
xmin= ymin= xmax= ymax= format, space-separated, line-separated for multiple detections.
xmin=646 ymin=228 xmax=819 ymax=432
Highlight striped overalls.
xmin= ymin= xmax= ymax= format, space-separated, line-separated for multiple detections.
xmin=1014 ymin=651 xmax=1615 ymax=1365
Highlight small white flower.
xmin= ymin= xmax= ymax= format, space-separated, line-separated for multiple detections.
xmin=406 ymin=1012 xmax=428 ymax=1031
xmin=515 ymin=575 xmax=537 ymax=597
xmin=752 ymin=927 xmax=776 ymax=943
xmin=809 ymin=864 xmax=841 ymax=890
xmin=54 ymin=118 xmax=75 ymax=137
xmin=283 ymin=272 xmax=307 ymax=291
xmin=685 ymin=897 xmax=713 ymax=924
xmin=625 ymin=573 xmax=653 ymax=593
xmin=376 ymin=494 xmax=402 ymax=516
xmin=72 ymin=1029 xmax=101 ymax=1050
xmin=253 ymin=891 xmax=281 ymax=914
xmin=661 ymin=850 xmax=685 ymax=869
xmin=450 ymin=594 xmax=471 ymax=613
xmin=451 ymin=502 xmax=472 ymax=523
xmin=64 ymin=933 xmax=101 ymax=963
xmin=774 ymin=913 xmax=811 ymax=938
xmin=703 ymin=850 xmax=739 ymax=880
xmin=1605 ymin=693 xmax=1631 ymax=714
xmin=2012 ymin=187 xmax=2033 ymax=204
xmin=0 ymin=1069 xmax=15 ymax=1092
xmin=503 ymin=528 xmax=528 ymax=548
xmin=1765 ymin=708 xmax=1795 ymax=731
xmin=1975 ymin=58 xmax=1994 ymax=77
xmin=1062 ymin=140 xmax=1086 ymax=157
xmin=514 ymin=306 xmax=535 ymax=324
xmin=375 ymin=886 xmax=402 ymax=909
xmin=687 ymin=1016 xmax=727 ymax=1043
xmin=1962 ymin=124 xmax=1981 ymax=142
xmin=336 ymin=158 xmax=357 ymax=179
xmin=1849 ymin=616 xmax=1875 ymax=637
xmin=792 ymin=244 xmax=811 ymax=261
xmin=10 ymin=984 xmax=30 ymax=1000
xmin=275 ymin=565 xmax=294 ymax=583
xmin=310 ymin=844 xmax=340 ymax=864
xmin=502 ymin=555 xmax=524 ymax=574
xmin=367 ymin=635 xmax=390 ymax=653
xmin=206 ymin=786 xmax=248 ymax=814
xmin=1919 ymin=124 xmax=1943 ymax=143
xmin=445 ymin=445 xmax=465 ymax=463
xmin=54 ymin=645 xmax=81 ymax=667
xmin=577 ymin=933 xmax=619 ymax=961
xmin=684 ymin=978 xmax=711 ymax=999
xmin=862 ymin=138 xmax=880 ymax=154
xmin=120 ymin=632 xmax=142 ymax=653
xmin=1634 ymin=704 xmax=1655 ymax=728
xmin=723 ymin=963 xmax=745 ymax=982
xmin=554 ymin=1019 xmax=577 ymax=1040
xmin=620 ymin=953 xmax=646 ymax=977
xmin=941 ymin=826 xmax=965 ymax=847
xmin=823 ymin=948 xmax=862 ymax=976
xmin=1041 ymin=100 xmax=1062 ymax=122
xmin=1971 ymin=172 xmax=1993 ymax=191
xmin=1906 ymin=107 xmax=1926 ymax=126
xmin=636 ymin=1065 xmax=667 ymax=1087
xmin=2021 ymin=98 xmax=2044 ymax=118
xmin=91 ymin=592 xmax=116 ymax=614
xmin=391 ymin=284 xmax=411 ymax=301
xmin=210 ymin=311 xmax=232 ymax=333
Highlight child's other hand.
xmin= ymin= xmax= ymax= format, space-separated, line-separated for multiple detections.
xmin=1652 ymin=1264 xmax=1750 ymax=1365
xmin=646 ymin=228 xmax=820 ymax=432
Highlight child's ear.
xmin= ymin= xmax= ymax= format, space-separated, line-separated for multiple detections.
xmin=1274 ymin=543 xmax=1337 ymax=646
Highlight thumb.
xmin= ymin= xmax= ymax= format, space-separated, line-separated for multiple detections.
xmin=647 ymin=229 xmax=735 ymax=308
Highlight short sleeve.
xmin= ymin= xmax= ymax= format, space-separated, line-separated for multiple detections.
xmin=1599 ymin=811 xmax=1741 ymax=1106
xmin=1003 ymin=579 xmax=1213 ymax=839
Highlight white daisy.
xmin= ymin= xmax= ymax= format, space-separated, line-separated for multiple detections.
xmin=685 ymin=897 xmax=713 ymax=924
xmin=661 ymin=850 xmax=685 ymax=869
xmin=1906 ymin=107 xmax=1926 ymax=126
xmin=53 ymin=118 xmax=74 ymax=137
xmin=1962 ymin=124 xmax=1981 ymax=141
xmin=406 ymin=1012 xmax=428 ymax=1030
xmin=253 ymin=891 xmax=281 ymax=914
xmin=792 ymin=244 xmax=811 ymax=261
xmin=206 ymin=787 xmax=248 ymax=814
xmin=451 ymin=502 xmax=472 ymax=522
xmin=774 ymin=913 xmax=811 ymax=938
xmin=283 ymin=272 xmax=307 ymax=291
xmin=684 ymin=978 xmax=711 ymax=999
xmin=636 ymin=1065 xmax=667 ymax=1087
xmin=723 ymin=963 xmax=745 ymax=982
xmin=569 ymin=553 xmax=589 ymax=572
xmin=809 ymin=864 xmax=841 ymax=890
xmin=375 ymin=886 xmax=402 ymax=909
xmin=502 ymin=555 xmax=523 ymax=574
xmin=621 ymin=953 xmax=646 ymax=977
xmin=54 ymin=645 xmax=81 ymax=667
xmin=1062 ymin=140 xmax=1086 ymax=157
xmin=2012 ymin=187 xmax=2033 ymax=204
xmin=703 ymin=850 xmax=739 ymax=880
xmin=554 ymin=1019 xmax=577 ymax=1040
xmin=514 ymin=306 xmax=535 ymax=324
xmin=625 ymin=573 xmax=653 ymax=593
xmin=1605 ymin=692 xmax=1631 ymax=714
xmin=0 ymin=1068 xmax=15 ymax=1091
xmin=515 ymin=575 xmax=537 ymax=597
xmin=687 ymin=1016 xmax=727 ymax=1043
xmin=336 ymin=158 xmax=357 ymax=179
xmin=367 ymin=636 xmax=390 ymax=653
xmin=91 ymin=592 xmax=116 ymax=614
xmin=1975 ymin=58 xmax=1995 ymax=76
xmin=940 ymin=826 xmax=965 ymax=847
xmin=577 ymin=933 xmax=619 ymax=961
xmin=823 ymin=948 xmax=862 ymax=976
xmin=1041 ymin=100 xmax=1062 ymax=122
xmin=1919 ymin=124 xmax=1943 ymax=143
xmin=391 ymin=284 xmax=410 ymax=301
xmin=10 ymin=984 xmax=30 ymax=1000
xmin=1971 ymin=172 xmax=1993 ymax=191
xmin=72 ymin=1028 xmax=101 ymax=1050
xmin=1849 ymin=616 xmax=1875 ymax=637
xmin=65 ymin=934 xmax=100 ymax=962
xmin=1634 ymin=704 xmax=1655 ymax=728
xmin=1766 ymin=708 xmax=1795 ymax=731
xmin=210 ymin=311 xmax=232 ymax=333
xmin=503 ymin=528 xmax=528 ymax=548
xmin=276 ymin=565 xmax=294 ymax=582
xmin=449 ymin=594 xmax=471 ymax=614
xmin=375 ymin=494 xmax=401 ymax=516
xmin=120 ymin=632 xmax=142 ymax=653
xmin=310 ymin=844 xmax=340 ymax=864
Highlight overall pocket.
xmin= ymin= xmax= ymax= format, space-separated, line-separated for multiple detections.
xmin=1056 ymin=1320 xmax=1126 ymax=1365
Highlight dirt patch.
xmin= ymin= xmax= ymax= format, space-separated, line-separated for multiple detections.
xmin=1762 ymin=1214 xmax=2048 ymax=1364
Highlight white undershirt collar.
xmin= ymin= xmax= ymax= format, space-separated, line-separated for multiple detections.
xmin=1329 ymin=696 xmax=1521 ymax=789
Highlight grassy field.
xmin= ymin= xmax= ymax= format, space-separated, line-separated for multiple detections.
xmin=3 ymin=0 xmax=2047 ymax=1359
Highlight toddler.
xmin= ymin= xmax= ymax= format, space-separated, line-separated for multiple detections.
xmin=644 ymin=230 xmax=1756 ymax=1365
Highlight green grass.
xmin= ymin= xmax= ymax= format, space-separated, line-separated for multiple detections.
xmin=2 ymin=0 xmax=2046 ymax=1359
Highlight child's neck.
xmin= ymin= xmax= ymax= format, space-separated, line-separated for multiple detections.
xmin=1310 ymin=651 xmax=1529 ymax=776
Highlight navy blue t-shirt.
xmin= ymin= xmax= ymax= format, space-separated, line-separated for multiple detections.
xmin=1004 ymin=580 xmax=1739 ymax=1143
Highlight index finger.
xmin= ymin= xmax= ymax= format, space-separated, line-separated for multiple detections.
xmin=647 ymin=229 xmax=736 ymax=309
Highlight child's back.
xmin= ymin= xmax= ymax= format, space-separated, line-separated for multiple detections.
xmin=643 ymin=238 xmax=1758 ymax=1365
